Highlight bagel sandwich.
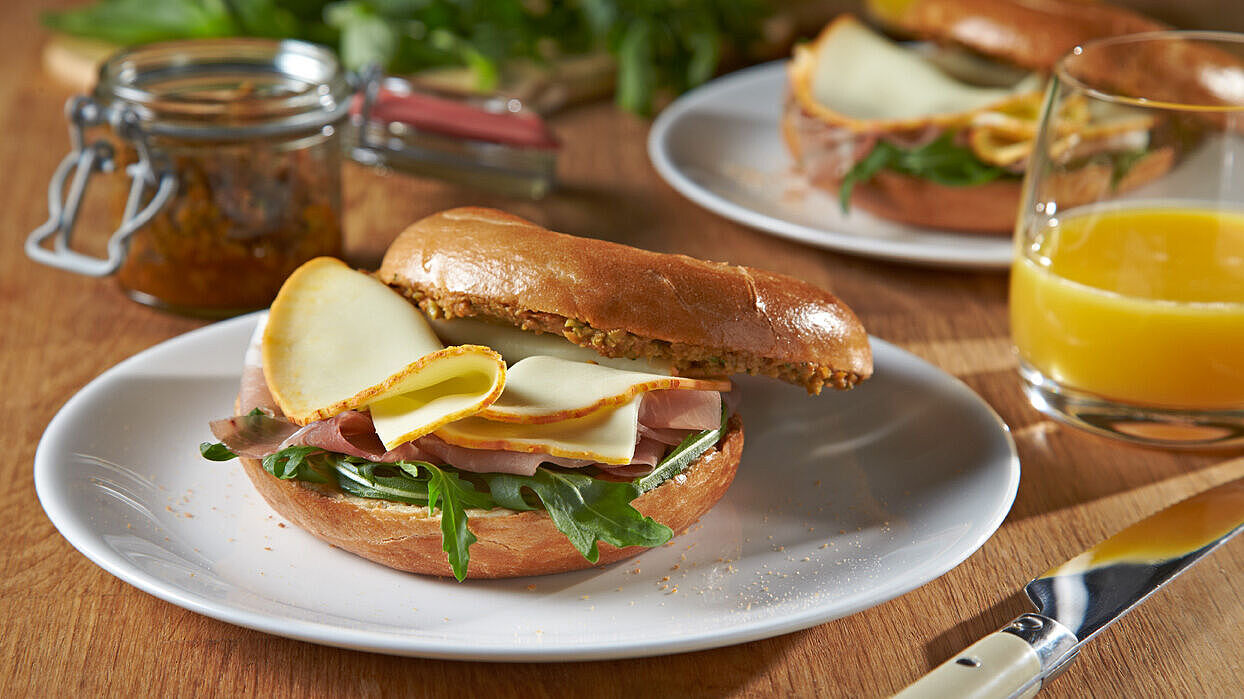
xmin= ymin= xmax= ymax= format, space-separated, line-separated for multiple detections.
xmin=203 ymin=208 xmax=872 ymax=580
xmin=784 ymin=3 xmax=1175 ymax=233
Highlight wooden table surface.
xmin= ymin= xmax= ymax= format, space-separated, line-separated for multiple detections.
xmin=3 ymin=2 xmax=1242 ymax=697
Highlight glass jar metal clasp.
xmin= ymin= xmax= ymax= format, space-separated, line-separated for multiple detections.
xmin=25 ymin=96 xmax=178 ymax=276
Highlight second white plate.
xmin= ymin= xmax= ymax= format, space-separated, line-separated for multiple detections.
xmin=34 ymin=313 xmax=1018 ymax=660
xmin=649 ymin=62 xmax=1015 ymax=270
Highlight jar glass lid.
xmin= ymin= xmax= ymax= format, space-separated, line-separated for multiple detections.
xmin=95 ymin=38 xmax=352 ymax=139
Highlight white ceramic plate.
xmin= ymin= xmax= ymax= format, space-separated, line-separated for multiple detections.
xmin=649 ymin=62 xmax=1014 ymax=270
xmin=34 ymin=313 xmax=1018 ymax=660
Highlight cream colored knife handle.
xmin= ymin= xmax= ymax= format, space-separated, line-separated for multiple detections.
xmin=895 ymin=614 xmax=1079 ymax=699
xmin=895 ymin=632 xmax=1041 ymax=699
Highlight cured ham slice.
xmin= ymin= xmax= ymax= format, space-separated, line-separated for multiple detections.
xmin=639 ymin=389 xmax=721 ymax=431
xmin=415 ymin=435 xmax=592 ymax=477
xmin=209 ymin=414 xmax=299 ymax=459
xmin=638 ymin=424 xmax=694 ymax=446
xmin=279 ymin=411 xmax=432 ymax=463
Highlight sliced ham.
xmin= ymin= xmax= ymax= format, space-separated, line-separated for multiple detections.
xmin=638 ymin=424 xmax=694 ymax=446
xmin=239 ymin=365 xmax=279 ymax=417
xmin=415 ymin=434 xmax=593 ymax=477
xmin=210 ymin=414 xmax=299 ymax=458
xmin=639 ymin=390 xmax=721 ymax=431
xmin=279 ymin=410 xmax=433 ymax=463
xmin=597 ymin=437 xmax=668 ymax=478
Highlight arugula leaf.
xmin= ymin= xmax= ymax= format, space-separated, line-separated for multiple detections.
xmin=423 ymin=462 xmax=490 ymax=581
xmin=486 ymin=474 xmax=541 ymax=511
xmin=839 ymin=141 xmax=899 ymax=212
xmin=262 ymin=445 xmax=332 ymax=483
xmin=199 ymin=441 xmax=237 ymax=461
xmin=335 ymin=458 xmax=493 ymax=579
xmin=335 ymin=459 xmax=429 ymax=503
xmin=488 ymin=469 xmax=672 ymax=562
xmin=838 ymin=134 xmax=1008 ymax=212
xmin=636 ymin=408 xmax=727 ymax=492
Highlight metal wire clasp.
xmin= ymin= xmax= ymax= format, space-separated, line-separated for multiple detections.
xmin=25 ymin=96 xmax=178 ymax=276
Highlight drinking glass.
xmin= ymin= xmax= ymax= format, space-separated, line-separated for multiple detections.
xmin=1011 ymin=31 xmax=1244 ymax=447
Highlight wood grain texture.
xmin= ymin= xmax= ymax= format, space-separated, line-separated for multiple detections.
xmin=3 ymin=1 xmax=1242 ymax=697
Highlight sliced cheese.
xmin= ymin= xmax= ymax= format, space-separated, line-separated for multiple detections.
xmin=436 ymin=396 xmax=643 ymax=465
xmin=808 ymin=16 xmax=1033 ymax=122
xmin=365 ymin=349 xmax=508 ymax=449
xmin=478 ymin=355 xmax=729 ymax=424
xmin=429 ymin=317 xmax=673 ymax=373
xmin=262 ymin=258 xmax=505 ymax=447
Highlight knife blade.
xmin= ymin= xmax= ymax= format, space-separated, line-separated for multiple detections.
xmin=895 ymin=476 xmax=1244 ymax=699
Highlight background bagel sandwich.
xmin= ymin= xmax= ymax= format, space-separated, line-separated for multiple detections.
xmin=784 ymin=1 xmax=1176 ymax=234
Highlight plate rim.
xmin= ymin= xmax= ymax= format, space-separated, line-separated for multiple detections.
xmin=647 ymin=61 xmax=1015 ymax=271
xmin=33 ymin=312 xmax=1019 ymax=661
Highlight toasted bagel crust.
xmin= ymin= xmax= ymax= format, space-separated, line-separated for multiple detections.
xmin=377 ymin=207 xmax=871 ymax=392
xmin=237 ymin=415 xmax=743 ymax=578
xmin=841 ymin=171 xmax=1023 ymax=235
xmin=867 ymin=0 xmax=1165 ymax=73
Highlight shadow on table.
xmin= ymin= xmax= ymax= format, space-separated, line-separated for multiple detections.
xmin=1002 ymin=416 xmax=1238 ymax=523
xmin=919 ymin=589 xmax=1031 ymax=671
xmin=236 ymin=623 xmax=802 ymax=697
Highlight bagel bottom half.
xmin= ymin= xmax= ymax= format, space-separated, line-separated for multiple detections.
xmin=804 ymin=147 xmax=1177 ymax=235
xmin=237 ymin=414 xmax=744 ymax=579
xmin=833 ymin=171 xmax=1023 ymax=235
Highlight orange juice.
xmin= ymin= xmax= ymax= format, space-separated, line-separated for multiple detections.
xmin=1010 ymin=206 xmax=1244 ymax=409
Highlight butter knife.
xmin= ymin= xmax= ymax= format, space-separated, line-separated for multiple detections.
xmin=896 ymin=476 xmax=1244 ymax=698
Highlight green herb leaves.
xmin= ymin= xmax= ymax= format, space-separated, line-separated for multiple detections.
xmin=43 ymin=0 xmax=767 ymax=115
xmin=424 ymin=463 xmax=493 ymax=581
xmin=262 ymin=445 xmax=334 ymax=483
xmin=42 ymin=0 xmax=237 ymax=46
xmin=637 ymin=410 xmax=726 ymax=492
xmin=335 ymin=459 xmax=431 ymax=503
xmin=487 ymin=471 xmax=672 ymax=562
xmin=199 ymin=441 xmax=237 ymax=461
xmin=604 ymin=1 xmax=763 ymax=114
xmin=838 ymin=134 xmax=1008 ymax=211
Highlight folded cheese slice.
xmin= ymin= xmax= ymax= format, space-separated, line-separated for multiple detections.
xmin=478 ymin=355 xmax=729 ymax=424
xmin=435 ymin=396 xmax=644 ymax=465
xmin=262 ymin=258 xmax=505 ymax=448
xmin=429 ymin=317 xmax=673 ymax=373
xmin=791 ymin=15 xmax=1041 ymax=131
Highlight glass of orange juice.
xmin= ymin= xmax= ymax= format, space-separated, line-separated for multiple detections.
xmin=1011 ymin=31 xmax=1244 ymax=447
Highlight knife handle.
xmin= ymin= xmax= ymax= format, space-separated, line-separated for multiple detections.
xmin=894 ymin=614 xmax=1078 ymax=699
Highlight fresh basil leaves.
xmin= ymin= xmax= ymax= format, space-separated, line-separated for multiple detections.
xmin=838 ymin=134 xmax=1008 ymax=212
